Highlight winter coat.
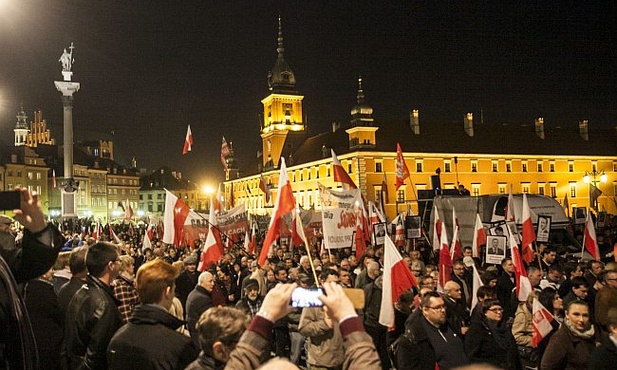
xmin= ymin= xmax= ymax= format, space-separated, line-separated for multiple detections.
xmin=465 ymin=318 xmax=520 ymax=370
xmin=64 ymin=275 xmax=123 ymax=370
xmin=540 ymin=323 xmax=597 ymax=370
xmin=589 ymin=335 xmax=617 ymax=370
xmin=107 ymin=304 xmax=198 ymax=370
xmin=186 ymin=285 xmax=214 ymax=346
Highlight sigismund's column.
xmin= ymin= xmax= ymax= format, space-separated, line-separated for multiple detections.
xmin=54 ymin=42 xmax=80 ymax=218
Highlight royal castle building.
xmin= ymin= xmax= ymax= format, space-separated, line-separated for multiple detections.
xmin=224 ymin=18 xmax=617 ymax=220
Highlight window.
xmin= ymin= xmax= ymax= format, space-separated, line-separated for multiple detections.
xmin=537 ymin=162 xmax=543 ymax=172
xmin=27 ymin=172 xmax=33 ymax=180
xmin=521 ymin=183 xmax=530 ymax=193
xmin=316 ymin=166 xmax=320 ymax=178
xmin=375 ymin=189 xmax=382 ymax=204
xmin=36 ymin=173 xmax=41 ymax=180
xmin=522 ymin=161 xmax=528 ymax=173
xmin=444 ymin=161 xmax=451 ymax=173
xmin=569 ymin=182 xmax=577 ymax=198
xmin=498 ymin=183 xmax=507 ymax=194
xmin=416 ymin=160 xmax=423 ymax=173
xmin=397 ymin=189 xmax=406 ymax=203
xmin=347 ymin=163 xmax=352 ymax=174
xmin=492 ymin=161 xmax=498 ymax=173
xmin=375 ymin=162 xmax=383 ymax=173
xmin=471 ymin=160 xmax=478 ymax=173
xmin=506 ymin=161 xmax=512 ymax=173
xmin=549 ymin=161 xmax=555 ymax=172
xmin=471 ymin=184 xmax=481 ymax=197
xmin=538 ymin=183 xmax=545 ymax=195
xmin=568 ymin=161 xmax=574 ymax=172
xmin=613 ymin=161 xmax=617 ymax=172
xmin=550 ymin=183 xmax=557 ymax=198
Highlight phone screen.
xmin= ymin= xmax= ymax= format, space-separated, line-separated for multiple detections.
xmin=290 ymin=287 xmax=323 ymax=308
xmin=0 ymin=191 xmax=20 ymax=211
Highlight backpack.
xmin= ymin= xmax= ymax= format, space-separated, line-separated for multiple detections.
xmin=387 ymin=327 xmax=412 ymax=370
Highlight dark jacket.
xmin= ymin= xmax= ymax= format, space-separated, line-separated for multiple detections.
xmin=0 ymin=225 xmax=63 ymax=370
xmin=107 ymin=304 xmax=198 ymax=370
xmin=175 ymin=270 xmax=198 ymax=309
xmin=496 ymin=271 xmax=516 ymax=318
xmin=186 ymin=285 xmax=214 ymax=346
xmin=24 ymin=278 xmax=64 ymax=370
xmin=540 ymin=323 xmax=598 ymax=370
xmin=57 ymin=277 xmax=86 ymax=318
xmin=397 ymin=314 xmax=468 ymax=370
xmin=464 ymin=318 xmax=520 ymax=370
xmin=64 ymin=275 xmax=123 ymax=370
xmin=589 ymin=335 xmax=617 ymax=370
xmin=443 ymin=295 xmax=469 ymax=336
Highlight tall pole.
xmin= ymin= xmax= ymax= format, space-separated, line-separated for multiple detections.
xmin=55 ymin=43 xmax=80 ymax=218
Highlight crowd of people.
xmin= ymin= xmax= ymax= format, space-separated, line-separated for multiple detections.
xmin=1 ymin=188 xmax=617 ymax=370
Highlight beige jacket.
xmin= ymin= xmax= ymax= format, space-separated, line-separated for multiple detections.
xmin=512 ymin=302 xmax=533 ymax=346
xmin=299 ymin=306 xmax=344 ymax=367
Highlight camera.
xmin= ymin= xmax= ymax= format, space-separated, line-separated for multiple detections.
xmin=290 ymin=287 xmax=324 ymax=308
xmin=0 ymin=191 xmax=20 ymax=211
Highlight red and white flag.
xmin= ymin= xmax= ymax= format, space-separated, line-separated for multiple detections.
xmin=393 ymin=214 xmax=405 ymax=247
xmin=438 ymin=225 xmax=453 ymax=290
xmin=259 ymin=174 xmax=271 ymax=204
xmin=52 ymin=169 xmax=57 ymax=189
xmin=354 ymin=203 xmax=367 ymax=259
xmin=506 ymin=184 xmax=516 ymax=222
xmin=182 ymin=125 xmax=193 ymax=155
xmin=379 ymin=235 xmax=418 ymax=327
xmin=471 ymin=263 xmax=484 ymax=309
xmin=331 ymin=150 xmax=357 ymax=189
xmin=142 ymin=227 xmax=153 ymax=251
xmin=293 ymin=208 xmax=311 ymax=252
xmin=248 ymin=223 xmax=257 ymax=254
xmin=508 ymin=227 xmax=533 ymax=301
xmin=243 ymin=230 xmax=251 ymax=253
xmin=432 ymin=204 xmax=446 ymax=251
xmin=92 ymin=222 xmax=102 ymax=240
xmin=583 ymin=211 xmax=600 ymax=260
xmin=124 ymin=199 xmax=134 ymax=220
xmin=451 ymin=207 xmax=463 ymax=261
xmin=146 ymin=223 xmax=153 ymax=241
xmin=257 ymin=158 xmax=296 ymax=266
xmin=198 ymin=198 xmax=224 ymax=271
xmin=395 ymin=143 xmax=410 ymax=190
xmin=521 ymin=193 xmax=536 ymax=264
xmin=532 ymin=298 xmax=555 ymax=348
xmin=368 ymin=201 xmax=384 ymax=243
xmin=163 ymin=190 xmax=191 ymax=247
xmin=472 ymin=213 xmax=487 ymax=258
xmin=109 ymin=225 xmax=121 ymax=244
xmin=221 ymin=137 xmax=231 ymax=172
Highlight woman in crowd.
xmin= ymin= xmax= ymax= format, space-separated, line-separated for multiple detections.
xmin=541 ymin=300 xmax=598 ymax=370
xmin=465 ymin=299 xmax=520 ymax=370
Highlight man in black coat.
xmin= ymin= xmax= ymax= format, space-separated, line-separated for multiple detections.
xmin=0 ymin=188 xmax=64 ymax=370
xmin=65 ymin=242 xmax=123 ymax=370
xmin=186 ymin=271 xmax=216 ymax=346
xmin=107 ymin=259 xmax=198 ymax=369
xmin=496 ymin=257 xmax=516 ymax=319
xmin=57 ymin=246 xmax=88 ymax=317
xmin=176 ymin=255 xmax=199 ymax=310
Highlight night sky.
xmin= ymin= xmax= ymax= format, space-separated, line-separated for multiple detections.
xmin=0 ymin=1 xmax=615 ymax=185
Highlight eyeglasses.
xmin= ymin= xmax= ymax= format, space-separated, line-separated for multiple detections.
xmin=488 ymin=307 xmax=503 ymax=313
xmin=426 ymin=305 xmax=446 ymax=311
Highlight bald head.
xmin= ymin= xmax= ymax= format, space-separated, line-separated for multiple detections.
xmin=444 ymin=281 xmax=462 ymax=300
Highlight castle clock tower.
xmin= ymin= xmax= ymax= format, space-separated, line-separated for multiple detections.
xmin=261 ymin=16 xmax=304 ymax=169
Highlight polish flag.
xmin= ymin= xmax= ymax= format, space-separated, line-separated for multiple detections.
xmin=470 ymin=263 xmax=484 ymax=309
xmin=395 ymin=143 xmax=410 ymax=190
xmin=182 ymin=125 xmax=193 ymax=155
xmin=472 ymin=213 xmax=487 ymax=258
xmin=583 ymin=211 xmax=600 ymax=260
xmin=52 ymin=169 xmax=57 ymax=189
xmin=146 ymin=224 xmax=153 ymax=241
xmin=355 ymin=204 xmax=367 ymax=259
xmin=532 ymin=298 xmax=555 ymax=348
xmin=506 ymin=184 xmax=516 ymax=222
xmin=451 ymin=207 xmax=463 ymax=261
xmin=293 ymin=208 xmax=311 ymax=253
xmin=124 ymin=199 xmax=134 ymax=220
xmin=438 ymin=225 xmax=453 ymax=289
xmin=521 ymin=193 xmax=536 ymax=264
xmin=163 ymin=190 xmax=191 ymax=247
xmin=243 ymin=230 xmax=251 ymax=253
xmin=291 ymin=208 xmax=304 ymax=248
xmin=142 ymin=229 xmax=152 ymax=251
xmin=92 ymin=222 xmax=102 ymax=240
xmin=257 ymin=158 xmax=295 ymax=266
xmin=394 ymin=214 xmax=405 ymax=247
xmin=109 ymin=225 xmax=121 ymax=244
xmin=432 ymin=204 xmax=445 ymax=251
xmin=259 ymin=174 xmax=271 ymax=203
xmin=248 ymin=224 xmax=257 ymax=254
xmin=212 ymin=184 xmax=223 ymax=214
xmin=198 ymin=198 xmax=224 ymax=271
xmin=331 ymin=150 xmax=357 ymax=189
xmin=379 ymin=235 xmax=418 ymax=327
xmin=508 ymin=227 xmax=532 ymax=301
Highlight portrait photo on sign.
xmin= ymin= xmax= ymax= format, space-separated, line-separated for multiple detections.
xmin=406 ymin=216 xmax=422 ymax=239
xmin=373 ymin=222 xmax=386 ymax=246
xmin=574 ymin=207 xmax=587 ymax=224
xmin=485 ymin=235 xmax=507 ymax=264
xmin=536 ymin=215 xmax=551 ymax=243
xmin=489 ymin=222 xmax=507 ymax=237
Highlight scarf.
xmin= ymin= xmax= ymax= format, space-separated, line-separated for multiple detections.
xmin=564 ymin=317 xmax=595 ymax=339
xmin=485 ymin=317 xmax=512 ymax=350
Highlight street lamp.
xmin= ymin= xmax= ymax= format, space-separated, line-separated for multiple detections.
xmin=202 ymin=185 xmax=214 ymax=211
xmin=583 ymin=169 xmax=608 ymax=211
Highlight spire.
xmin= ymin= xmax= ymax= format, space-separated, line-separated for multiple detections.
xmin=356 ymin=76 xmax=365 ymax=105
xmin=277 ymin=14 xmax=284 ymax=56
xmin=15 ymin=103 xmax=29 ymax=130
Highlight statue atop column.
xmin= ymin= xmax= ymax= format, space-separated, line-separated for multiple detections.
xmin=59 ymin=42 xmax=75 ymax=72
